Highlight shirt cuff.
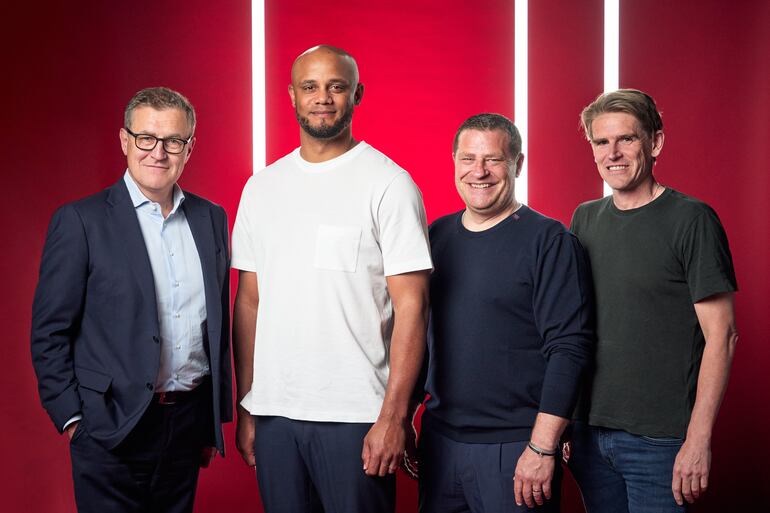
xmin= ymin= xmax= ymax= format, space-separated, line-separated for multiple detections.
xmin=62 ymin=414 xmax=82 ymax=432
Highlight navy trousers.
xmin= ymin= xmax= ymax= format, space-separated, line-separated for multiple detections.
xmin=253 ymin=416 xmax=395 ymax=513
xmin=69 ymin=384 xmax=213 ymax=513
xmin=419 ymin=427 xmax=562 ymax=513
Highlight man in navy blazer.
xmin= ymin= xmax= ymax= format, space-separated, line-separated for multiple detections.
xmin=31 ymin=87 xmax=232 ymax=513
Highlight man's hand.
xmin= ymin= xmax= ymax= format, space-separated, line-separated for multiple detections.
xmin=513 ymin=445 xmax=556 ymax=508
xmin=65 ymin=421 xmax=79 ymax=441
xmin=361 ymin=416 xmax=406 ymax=477
xmin=236 ymin=412 xmax=256 ymax=467
xmin=200 ymin=447 xmax=217 ymax=468
xmin=672 ymin=437 xmax=711 ymax=505
xmin=402 ymin=418 xmax=419 ymax=479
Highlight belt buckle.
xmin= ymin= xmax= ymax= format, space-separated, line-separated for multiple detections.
xmin=157 ymin=392 xmax=177 ymax=405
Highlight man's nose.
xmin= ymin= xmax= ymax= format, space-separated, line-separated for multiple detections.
xmin=150 ymin=141 xmax=168 ymax=159
xmin=607 ymin=142 xmax=622 ymax=159
xmin=471 ymin=159 xmax=489 ymax=176
xmin=315 ymin=89 xmax=333 ymax=104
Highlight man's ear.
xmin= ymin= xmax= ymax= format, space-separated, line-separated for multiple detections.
xmin=119 ymin=127 xmax=129 ymax=156
xmin=514 ymin=153 xmax=525 ymax=178
xmin=184 ymin=137 xmax=196 ymax=163
xmin=651 ymin=130 xmax=665 ymax=158
xmin=288 ymin=84 xmax=296 ymax=108
xmin=354 ymin=83 xmax=364 ymax=105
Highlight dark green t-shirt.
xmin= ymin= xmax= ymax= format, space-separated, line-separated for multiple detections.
xmin=571 ymin=188 xmax=737 ymax=438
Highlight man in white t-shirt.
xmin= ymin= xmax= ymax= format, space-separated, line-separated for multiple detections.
xmin=231 ymin=45 xmax=432 ymax=513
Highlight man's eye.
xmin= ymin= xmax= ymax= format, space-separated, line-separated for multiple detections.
xmin=302 ymin=85 xmax=315 ymax=91
xmin=137 ymin=135 xmax=156 ymax=144
xmin=330 ymin=85 xmax=344 ymax=92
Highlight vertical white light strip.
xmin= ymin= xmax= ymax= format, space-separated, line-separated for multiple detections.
xmin=514 ymin=0 xmax=528 ymax=205
xmin=604 ymin=0 xmax=620 ymax=92
xmin=252 ymin=0 xmax=266 ymax=173
xmin=603 ymin=0 xmax=619 ymax=196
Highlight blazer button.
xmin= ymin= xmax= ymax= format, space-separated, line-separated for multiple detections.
xmin=152 ymin=336 xmax=159 ymax=344
xmin=146 ymin=383 xmax=154 ymax=391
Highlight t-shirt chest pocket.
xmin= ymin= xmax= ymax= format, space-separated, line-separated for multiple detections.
xmin=313 ymin=224 xmax=362 ymax=273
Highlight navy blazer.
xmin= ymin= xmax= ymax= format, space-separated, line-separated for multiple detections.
xmin=31 ymin=178 xmax=232 ymax=452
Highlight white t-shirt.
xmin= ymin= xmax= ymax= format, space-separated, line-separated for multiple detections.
xmin=231 ymin=142 xmax=433 ymax=422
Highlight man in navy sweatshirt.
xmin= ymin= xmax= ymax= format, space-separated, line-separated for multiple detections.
xmin=415 ymin=113 xmax=594 ymax=512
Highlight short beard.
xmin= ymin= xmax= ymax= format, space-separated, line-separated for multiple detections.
xmin=296 ymin=107 xmax=354 ymax=139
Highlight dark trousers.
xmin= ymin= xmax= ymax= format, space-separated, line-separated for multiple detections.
xmin=419 ymin=426 xmax=562 ymax=513
xmin=253 ymin=416 xmax=395 ymax=513
xmin=70 ymin=384 xmax=213 ymax=513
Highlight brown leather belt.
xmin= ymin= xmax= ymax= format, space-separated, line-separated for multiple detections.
xmin=153 ymin=377 xmax=209 ymax=405
xmin=154 ymin=390 xmax=193 ymax=405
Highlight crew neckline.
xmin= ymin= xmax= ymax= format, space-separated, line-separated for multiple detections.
xmin=291 ymin=141 xmax=370 ymax=173
xmin=608 ymin=187 xmax=672 ymax=217
xmin=454 ymin=205 xmax=530 ymax=238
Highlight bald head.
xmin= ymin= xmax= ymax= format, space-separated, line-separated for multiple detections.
xmin=288 ymin=44 xmax=364 ymax=142
xmin=291 ymin=45 xmax=359 ymax=85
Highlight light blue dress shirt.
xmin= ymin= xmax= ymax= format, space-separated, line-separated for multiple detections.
xmin=124 ymin=171 xmax=210 ymax=392
xmin=62 ymin=173 xmax=211 ymax=429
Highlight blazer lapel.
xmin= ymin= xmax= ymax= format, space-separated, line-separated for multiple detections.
xmin=183 ymin=196 xmax=221 ymax=360
xmin=105 ymin=180 xmax=159 ymax=325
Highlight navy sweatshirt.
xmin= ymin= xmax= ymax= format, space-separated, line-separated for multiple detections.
xmin=423 ymin=207 xmax=595 ymax=443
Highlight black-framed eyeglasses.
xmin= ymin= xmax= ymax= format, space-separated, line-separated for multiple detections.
xmin=124 ymin=127 xmax=192 ymax=154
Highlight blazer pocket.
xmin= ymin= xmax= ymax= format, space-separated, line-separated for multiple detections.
xmin=76 ymin=366 xmax=113 ymax=393
xmin=313 ymin=225 xmax=362 ymax=273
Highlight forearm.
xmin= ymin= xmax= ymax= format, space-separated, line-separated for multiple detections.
xmin=687 ymin=293 xmax=738 ymax=442
xmin=379 ymin=272 xmax=429 ymax=421
xmin=538 ymin=348 xmax=590 ymax=418
xmin=231 ymin=271 xmax=259 ymax=465
xmin=379 ymin=312 xmax=427 ymax=420
xmin=686 ymin=331 xmax=737 ymax=442
xmin=232 ymin=274 xmax=258 ymax=414
xmin=529 ymin=412 xmax=570 ymax=451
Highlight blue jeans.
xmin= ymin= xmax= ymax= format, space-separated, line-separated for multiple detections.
xmin=568 ymin=422 xmax=686 ymax=513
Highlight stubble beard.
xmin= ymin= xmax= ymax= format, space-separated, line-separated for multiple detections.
xmin=296 ymin=107 xmax=354 ymax=140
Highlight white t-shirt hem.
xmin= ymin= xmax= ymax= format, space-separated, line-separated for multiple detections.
xmin=384 ymin=258 xmax=433 ymax=277
xmin=241 ymin=399 xmax=381 ymax=423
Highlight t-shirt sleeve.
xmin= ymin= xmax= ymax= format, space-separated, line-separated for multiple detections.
xmin=230 ymin=177 xmax=259 ymax=272
xmin=533 ymin=232 xmax=595 ymax=418
xmin=681 ymin=208 xmax=738 ymax=303
xmin=377 ymin=172 xmax=433 ymax=276
xmin=569 ymin=204 xmax=584 ymax=234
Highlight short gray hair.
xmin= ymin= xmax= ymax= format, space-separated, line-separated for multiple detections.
xmin=124 ymin=87 xmax=196 ymax=133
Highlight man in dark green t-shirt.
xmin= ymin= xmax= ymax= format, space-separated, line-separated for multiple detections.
xmin=568 ymin=89 xmax=738 ymax=513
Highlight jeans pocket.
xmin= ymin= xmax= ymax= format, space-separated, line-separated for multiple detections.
xmin=639 ymin=435 xmax=683 ymax=447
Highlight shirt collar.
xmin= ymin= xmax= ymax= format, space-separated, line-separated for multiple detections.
xmin=123 ymin=170 xmax=185 ymax=214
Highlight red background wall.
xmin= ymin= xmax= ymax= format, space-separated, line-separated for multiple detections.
xmin=2 ymin=1 xmax=767 ymax=511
